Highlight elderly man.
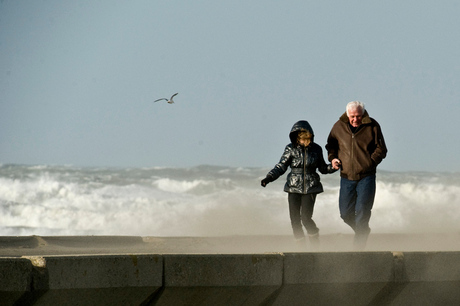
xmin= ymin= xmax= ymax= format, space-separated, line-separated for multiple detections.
xmin=326 ymin=101 xmax=387 ymax=249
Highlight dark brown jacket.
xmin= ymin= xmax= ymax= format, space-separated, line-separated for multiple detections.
xmin=326 ymin=111 xmax=387 ymax=181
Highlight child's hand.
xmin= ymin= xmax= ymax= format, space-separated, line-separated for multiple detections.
xmin=261 ymin=177 xmax=271 ymax=187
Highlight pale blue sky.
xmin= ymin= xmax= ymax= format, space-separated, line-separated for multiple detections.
xmin=1 ymin=1 xmax=459 ymax=172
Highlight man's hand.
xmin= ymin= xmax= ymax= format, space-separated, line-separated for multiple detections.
xmin=332 ymin=158 xmax=342 ymax=170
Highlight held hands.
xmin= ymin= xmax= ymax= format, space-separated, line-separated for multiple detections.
xmin=332 ymin=158 xmax=342 ymax=170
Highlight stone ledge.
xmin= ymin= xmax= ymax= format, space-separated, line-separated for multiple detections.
xmin=2 ymin=251 xmax=460 ymax=305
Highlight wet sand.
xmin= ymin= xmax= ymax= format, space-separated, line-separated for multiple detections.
xmin=1 ymin=233 xmax=459 ymax=257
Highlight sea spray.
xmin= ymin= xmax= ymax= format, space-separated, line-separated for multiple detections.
xmin=0 ymin=164 xmax=459 ymax=236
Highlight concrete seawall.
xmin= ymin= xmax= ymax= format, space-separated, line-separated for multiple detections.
xmin=2 ymin=251 xmax=460 ymax=305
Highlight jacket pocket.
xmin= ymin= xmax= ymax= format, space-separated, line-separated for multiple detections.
xmin=287 ymin=173 xmax=302 ymax=190
xmin=306 ymin=173 xmax=320 ymax=188
xmin=356 ymin=154 xmax=374 ymax=174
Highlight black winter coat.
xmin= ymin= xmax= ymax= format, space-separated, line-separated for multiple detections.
xmin=266 ymin=121 xmax=336 ymax=194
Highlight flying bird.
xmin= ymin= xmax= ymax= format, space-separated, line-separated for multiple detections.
xmin=154 ymin=93 xmax=178 ymax=104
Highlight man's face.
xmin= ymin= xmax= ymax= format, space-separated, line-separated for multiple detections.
xmin=348 ymin=108 xmax=363 ymax=127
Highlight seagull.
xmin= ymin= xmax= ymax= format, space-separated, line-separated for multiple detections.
xmin=154 ymin=93 xmax=178 ymax=104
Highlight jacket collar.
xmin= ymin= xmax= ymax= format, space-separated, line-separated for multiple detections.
xmin=339 ymin=110 xmax=372 ymax=124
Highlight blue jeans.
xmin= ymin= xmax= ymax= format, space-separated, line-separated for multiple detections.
xmin=339 ymin=175 xmax=376 ymax=236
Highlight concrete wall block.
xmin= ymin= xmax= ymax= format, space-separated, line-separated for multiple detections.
xmin=156 ymin=254 xmax=284 ymax=305
xmin=156 ymin=287 xmax=280 ymax=306
xmin=0 ymin=258 xmax=33 ymax=306
xmin=0 ymin=258 xmax=33 ymax=291
xmin=390 ymin=281 xmax=460 ymax=305
xmin=403 ymin=251 xmax=460 ymax=281
xmin=283 ymin=252 xmax=394 ymax=284
xmin=42 ymin=254 xmax=163 ymax=288
xmin=272 ymin=283 xmax=396 ymax=306
xmin=271 ymin=252 xmax=396 ymax=305
xmin=32 ymin=287 xmax=160 ymax=306
xmin=388 ymin=252 xmax=460 ymax=305
xmin=164 ymin=254 xmax=283 ymax=286
xmin=29 ymin=255 xmax=163 ymax=306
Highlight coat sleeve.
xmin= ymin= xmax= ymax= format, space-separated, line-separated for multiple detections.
xmin=317 ymin=146 xmax=337 ymax=174
xmin=325 ymin=125 xmax=339 ymax=162
xmin=371 ymin=121 xmax=387 ymax=165
xmin=266 ymin=145 xmax=292 ymax=181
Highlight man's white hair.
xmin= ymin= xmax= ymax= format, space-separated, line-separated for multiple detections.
xmin=346 ymin=101 xmax=365 ymax=116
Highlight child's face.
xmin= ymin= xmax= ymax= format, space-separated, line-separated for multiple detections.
xmin=298 ymin=135 xmax=311 ymax=147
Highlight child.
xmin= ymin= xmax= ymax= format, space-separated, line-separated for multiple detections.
xmin=261 ymin=120 xmax=336 ymax=247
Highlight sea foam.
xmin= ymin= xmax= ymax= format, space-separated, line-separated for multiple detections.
xmin=0 ymin=164 xmax=459 ymax=237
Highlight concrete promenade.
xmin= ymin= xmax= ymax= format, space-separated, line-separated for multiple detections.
xmin=1 ymin=234 xmax=460 ymax=305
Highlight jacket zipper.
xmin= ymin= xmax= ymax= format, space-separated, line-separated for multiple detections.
xmin=351 ymin=126 xmax=364 ymax=177
xmin=303 ymin=147 xmax=307 ymax=192
xmin=351 ymin=133 xmax=355 ymax=174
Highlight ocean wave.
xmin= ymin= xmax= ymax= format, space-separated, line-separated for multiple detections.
xmin=1 ymin=164 xmax=459 ymax=236
xmin=153 ymin=177 xmax=236 ymax=194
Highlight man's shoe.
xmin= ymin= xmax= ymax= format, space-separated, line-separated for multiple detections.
xmin=308 ymin=232 xmax=320 ymax=250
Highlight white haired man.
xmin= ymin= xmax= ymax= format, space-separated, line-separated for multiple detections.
xmin=326 ymin=101 xmax=387 ymax=250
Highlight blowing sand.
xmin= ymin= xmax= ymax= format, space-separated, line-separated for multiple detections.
xmin=1 ymin=233 xmax=460 ymax=257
